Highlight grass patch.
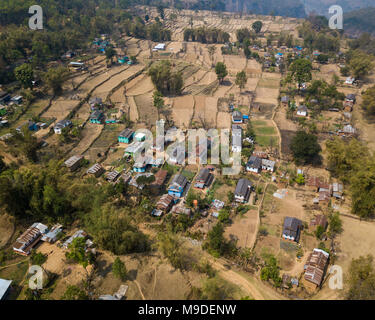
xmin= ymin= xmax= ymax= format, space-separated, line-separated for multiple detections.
xmin=181 ymin=169 xmax=196 ymax=181
xmin=254 ymin=126 xmax=277 ymax=135
xmin=256 ymin=135 xmax=277 ymax=147
xmin=251 ymin=120 xmax=268 ymax=126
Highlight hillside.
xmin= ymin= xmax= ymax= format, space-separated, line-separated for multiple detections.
xmin=304 ymin=0 xmax=374 ymax=16
xmin=344 ymin=7 xmax=375 ymax=37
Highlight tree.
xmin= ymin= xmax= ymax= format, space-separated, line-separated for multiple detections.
xmin=148 ymin=60 xmax=183 ymax=95
xmin=345 ymin=255 xmax=375 ymax=300
xmin=65 ymin=237 xmax=95 ymax=268
xmin=361 ymin=85 xmax=375 ymax=116
xmin=289 ymin=58 xmax=312 ymax=90
xmin=112 ymin=257 xmax=127 ymax=281
xmin=105 ymin=46 xmax=116 ymax=65
xmin=260 ymin=254 xmax=282 ymax=287
xmin=348 ymin=50 xmax=374 ymax=80
xmin=14 ymin=63 xmax=34 ymax=89
xmin=157 ymin=5 xmax=165 ymax=20
xmin=290 ymin=131 xmax=321 ymax=165
xmin=215 ymin=62 xmax=228 ymax=83
xmin=235 ymin=71 xmax=247 ymax=92
xmin=157 ymin=232 xmax=190 ymax=270
xmin=153 ymin=90 xmax=164 ymax=109
xmin=61 ymin=285 xmax=88 ymax=300
xmin=328 ymin=212 xmax=343 ymax=238
xmin=252 ymin=21 xmax=263 ymax=33
xmin=43 ymin=66 xmax=69 ymax=95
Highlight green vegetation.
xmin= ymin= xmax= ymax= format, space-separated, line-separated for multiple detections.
xmin=235 ymin=71 xmax=247 ymax=92
xmin=326 ymin=138 xmax=375 ymax=218
xmin=260 ymin=253 xmax=282 ymax=287
xmin=345 ymin=255 xmax=375 ymax=300
xmin=183 ymin=27 xmax=230 ymax=44
xmin=61 ymin=285 xmax=88 ymax=300
xmin=215 ymin=62 xmax=228 ymax=83
xmin=148 ymin=61 xmax=183 ymax=95
xmin=361 ymin=85 xmax=375 ymax=116
xmin=252 ymin=21 xmax=263 ymax=34
xmin=288 ymin=58 xmax=312 ymax=90
xmin=290 ymin=131 xmax=322 ymax=165
xmin=203 ymin=222 xmax=236 ymax=258
xmin=14 ymin=64 xmax=34 ymax=89
xmin=112 ymin=257 xmax=127 ymax=281
xmin=30 ymin=252 xmax=47 ymax=266
xmin=43 ymin=67 xmax=70 ymax=95
xmin=65 ymin=237 xmax=95 ymax=268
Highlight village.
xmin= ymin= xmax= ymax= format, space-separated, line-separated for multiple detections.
xmin=1 ymin=6 xmax=375 ymax=301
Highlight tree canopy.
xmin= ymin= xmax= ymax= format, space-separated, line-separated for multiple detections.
xmin=290 ymin=131 xmax=322 ymax=165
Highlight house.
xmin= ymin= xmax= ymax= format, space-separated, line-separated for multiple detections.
xmin=194 ymin=168 xmax=214 ymax=189
xmin=118 ymin=128 xmax=134 ymax=143
xmin=41 ymin=224 xmax=63 ymax=243
xmin=310 ymin=215 xmax=328 ymax=230
xmin=89 ymin=97 xmax=102 ymax=109
xmin=151 ymin=169 xmax=168 ymax=193
xmin=156 ymin=194 xmax=174 ymax=212
xmin=232 ymin=125 xmax=242 ymax=153
xmin=304 ymin=249 xmax=329 ymax=288
xmin=232 ymin=110 xmax=243 ymax=124
xmin=54 ymin=119 xmax=72 ymax=134
xmin=296 ymin=105 xmax=308 ymax=117
xmin=87 ymin=163 xmax=104 ymax=177
xmin=154 ymin=43 xmax=166 ymax=51
xmin=119 ymin=172 xmax=132 ymax=185
xmin=282 ymin=217 xmax=302 ymax=242
xmin=346 ymin=94 xmax=356 ymax=103
xmin=17 ymin=120 xmax=38 ymax=132
xmin=234 ymin=178 xmax=253 ymax=203
xmin=261 ymin=159 xmax=276 ymax=172
xmin=11 ymin=95 xmax=23 ymax=105
xmin=338 ymin=124 xmax=356 ymax=136
xmin=124 ymin=141 xmax=145 ymax=157
xmin=133 ymin=156 xmax=150 ymax=172
xmin=332 ymin=183 xmax=344 ymax=199
xmin=281 ymin=96 xmax=289 ymax=106
xmin=306 ymin=176 xmax=325 ymax=191
xmin=168 ymin=174 xmax=188 ymax=198
xmin=345 ymin=77 xmax=355 ymax=85
xmin=0 ymin=90 xmax=11 ymax=104
xmin=246 ymin=156 xmax=262 ymax=173
xmin=105 ymin=170 xmax=120 ymax=183
xmin=13 ymin=223 xmax=48 ymax=256
xmin=135 ymin=132 xmax=146 ymax=142
xmin=167 ymin=145 xmax=185 ymax=165
xmin=254 ymin=151 xmax=268 ymax=159
xmin=105 ymin=118 xmax=117 ymax=124
xmin=62 ymin=230 xmax=87 ymax=249
xmin=171 ymin=205 xmax=191 ymax=216
xmin=0 ymin=279 xmax=12 ymax=300
xmin=90 ymin=110 xmax=104 ymax=124
xmin=64 ymin=155 xmax=84 ymax=171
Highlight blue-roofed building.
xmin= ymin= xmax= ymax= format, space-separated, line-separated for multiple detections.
xmin=41 ymin=224 xmax=63 ymax=243
xmin=118 ymin=128 xmax=134 ymax=144
xmin=90 ymin=110 xmax=104 ymax=124
xmin=133 ymin=156 xmax=150 ymax=173
xmin=168 ymin=174 xmax=188 ymax=198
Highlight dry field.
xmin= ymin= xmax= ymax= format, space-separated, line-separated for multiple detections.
xmin=0 ymin=214 xmax=14 ymax=248
xmin=225 ymin=209 xmax=258 ymax=249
